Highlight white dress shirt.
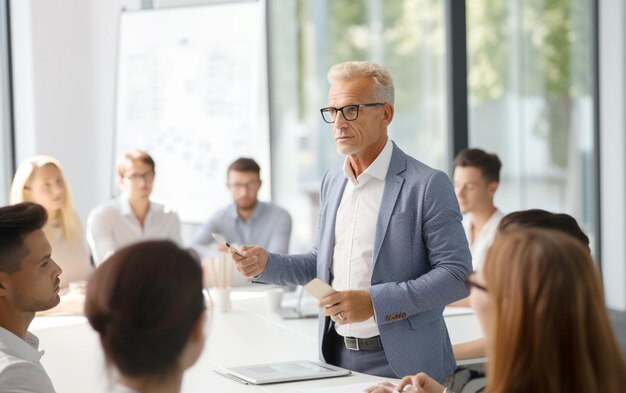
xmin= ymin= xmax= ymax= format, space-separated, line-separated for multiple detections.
xmin=462 ymin=209 xmax=504 ymax=269
xmin=0 ymin=327 xmax=56 ymax=393
xmin=86 ymin=195 xmax=182 ymax=263
xmin=333 ymin=139 xmax=393 ymax=339
xmin=104 ymin=383 xmax=139 ymax=393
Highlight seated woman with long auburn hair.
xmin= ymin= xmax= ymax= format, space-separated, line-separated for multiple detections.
xmin=368 ymin=228 xmax=626 ymax=393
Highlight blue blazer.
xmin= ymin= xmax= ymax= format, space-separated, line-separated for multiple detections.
xmin=258 ymin=142 xmax=472 ymax=381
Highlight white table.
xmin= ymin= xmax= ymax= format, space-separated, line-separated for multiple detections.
xmin=31 ymin=290 xmax=482 ymax=393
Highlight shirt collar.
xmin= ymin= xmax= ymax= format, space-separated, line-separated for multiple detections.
xmin=229 ymin=201 xmax=264 ymax=222
xmin=343 ymin=138 xmax=393 ymax=185
xmin=0 ymin=327 xmax=44 ymax=363
xmin=120 ymin=194 xmax=152 ymax=217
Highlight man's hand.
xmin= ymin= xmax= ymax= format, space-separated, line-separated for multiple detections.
xmin=229 ymin=245 xmax=268 ymax=277
xmin=320 ymin=290 xmax=374 ymax=325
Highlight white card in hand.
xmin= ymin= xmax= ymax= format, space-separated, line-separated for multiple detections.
xmin=303 ymin=278 xmax=336 ymax=299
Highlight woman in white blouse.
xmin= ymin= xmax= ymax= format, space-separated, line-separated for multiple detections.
xmin=10 ymin=155 xmax=93 ymax=289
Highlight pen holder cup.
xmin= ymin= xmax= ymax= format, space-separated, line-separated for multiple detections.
xmin=264 ymin=287 xmax=284 ymax=312
xmin=213 ymin=287 xmax=232 ymax=313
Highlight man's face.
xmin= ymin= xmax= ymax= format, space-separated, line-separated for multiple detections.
xmin=453 ymin=166 xmax=497 ymax=214
xmin=227 ymin=170 xmax=261 ymax=211
xmin=327 ymin=77 xmax=391 ymax=159
xmin=6 ymin=229 xmax=62 ymax=312
xmin=119 ymin=160 xmax=155 ymax=200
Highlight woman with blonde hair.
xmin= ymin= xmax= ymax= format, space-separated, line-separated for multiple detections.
xmin=10 ymin=155 xmax=92 ymax=289
xmin=368 ymin=228 xmax=626 ymax=393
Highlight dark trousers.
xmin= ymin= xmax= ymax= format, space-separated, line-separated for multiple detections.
xmin=323 ymin=326 xmax=397 ymax=378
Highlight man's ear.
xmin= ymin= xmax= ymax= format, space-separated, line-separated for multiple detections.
xmin=488 ymin=181 xmax=499 ymax=198
xmin=381 ymin=103 xmax=394 ymax=126
xmin=0 ymin=272 xmax=12 ymax=296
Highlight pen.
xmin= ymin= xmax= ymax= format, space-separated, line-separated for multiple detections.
xmin=211 ymin=233 xmax=245 ymax=257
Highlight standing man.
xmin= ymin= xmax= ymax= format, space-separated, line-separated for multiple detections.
xmin=191 ymin=157 xmax=291 ymax=255
xmin=0 ymin=202 xmax=62 ymax=392
xmin=230 ymin=61 xmax=471 ymax=380
xmin=453 ymin=148 xmax=503 ymax=269
xmin=87 ymin=150 xmax=182 ymax=264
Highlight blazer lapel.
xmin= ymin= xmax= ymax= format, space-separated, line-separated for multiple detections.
xmin=321 ymin=176 xmax=347 ymax=282
xmin=373 ymin=143 xmax=406 ymax=267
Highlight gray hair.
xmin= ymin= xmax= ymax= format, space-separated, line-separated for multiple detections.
xmin=327 ymin=61 xmax=395 ymax=105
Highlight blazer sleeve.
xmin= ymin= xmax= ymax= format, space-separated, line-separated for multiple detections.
xmin=265 ymin=208 xmax=292 ymax=254
xmin=369 ymin=170 xmax=472 ymax=324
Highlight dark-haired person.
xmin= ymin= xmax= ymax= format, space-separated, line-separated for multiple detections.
xmin=367 ymin=229 xmax=626 ymax=393
xmin=84 ymin=240 xmax=206 ymax=393
xmin=453 ymin=148 xmax=503 ymax=270
xmin=0 ymin=202 xmax=62 ymax=392
xmin=451 ymin=209 xmax=592 ymax=361
xmin=87 ymin=150 xmax=182 ymax=264
xmin=191 ymin=157 xmax=292 ymax=256
xmin=498 ymin=208 xmax=590 ymax=252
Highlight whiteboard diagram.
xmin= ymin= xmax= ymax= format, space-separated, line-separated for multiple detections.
xmin=115 ymin=0 xmax=270 ymax=223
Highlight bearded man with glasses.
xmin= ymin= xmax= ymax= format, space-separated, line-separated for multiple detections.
xmin=229 ymin=61 xmax=471 ymax=381
xmin=191 ymin=157 xmax=292 ymax=258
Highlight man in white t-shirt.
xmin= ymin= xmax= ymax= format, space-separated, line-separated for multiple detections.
xmin=0 ymin=202 xmax=62 ymax=392
xmin=453 ymin=148 xmax=503 ymax=270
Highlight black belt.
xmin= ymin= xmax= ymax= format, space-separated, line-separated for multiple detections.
xmin=343 ymin=335 xmax=382 ymax=351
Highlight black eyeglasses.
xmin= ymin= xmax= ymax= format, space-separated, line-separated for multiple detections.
xmin=465 ymin=271 xmax=488 ymax=292
xmin=319 ymin=103 xmax=384 ymax=123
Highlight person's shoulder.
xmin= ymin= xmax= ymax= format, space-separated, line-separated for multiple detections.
xmin=0 ymin=357 xmax=55 ymax=392
xmin=149 ymin=200 xmax=179 ymax=218
xmin=262 ymin=202 xmax=291 ymax=219
xmin=88 ymin=199 xmax=123 ymax=221
xmin=263 ymin=201 xmax=289 ymax=214
xmin=391 ymin=152 xmax=443 ymax=193
xmin=324 ymin=165 xmax=344 ymax=179
xmin=206 ymin=204 xmax=233 ymax=222
xmin=391 ymin=143 xmax=440 ymax=177
xmin=320 ymin=165 xmax=345 ymax=190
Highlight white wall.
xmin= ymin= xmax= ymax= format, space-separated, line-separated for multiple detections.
xmin=599 ymin=0 xmax=626 ymax=311
xmin=10 ymin=0 xmax=139 ymax=223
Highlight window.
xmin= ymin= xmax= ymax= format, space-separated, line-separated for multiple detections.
xmin=466 ymin=0 xmax=597 ymax=253
xmin=268 ymin=0 xmax=448 ymax=250
xmin=0 ymin=0 xmax=14 ymax=204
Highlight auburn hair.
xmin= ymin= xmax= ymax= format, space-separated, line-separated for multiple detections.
xmin=483 ymin=229 xmax=626 ymax=393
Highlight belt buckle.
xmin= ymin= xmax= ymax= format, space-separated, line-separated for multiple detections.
xmin=344 ymin=336 xmax=359 ymax=351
